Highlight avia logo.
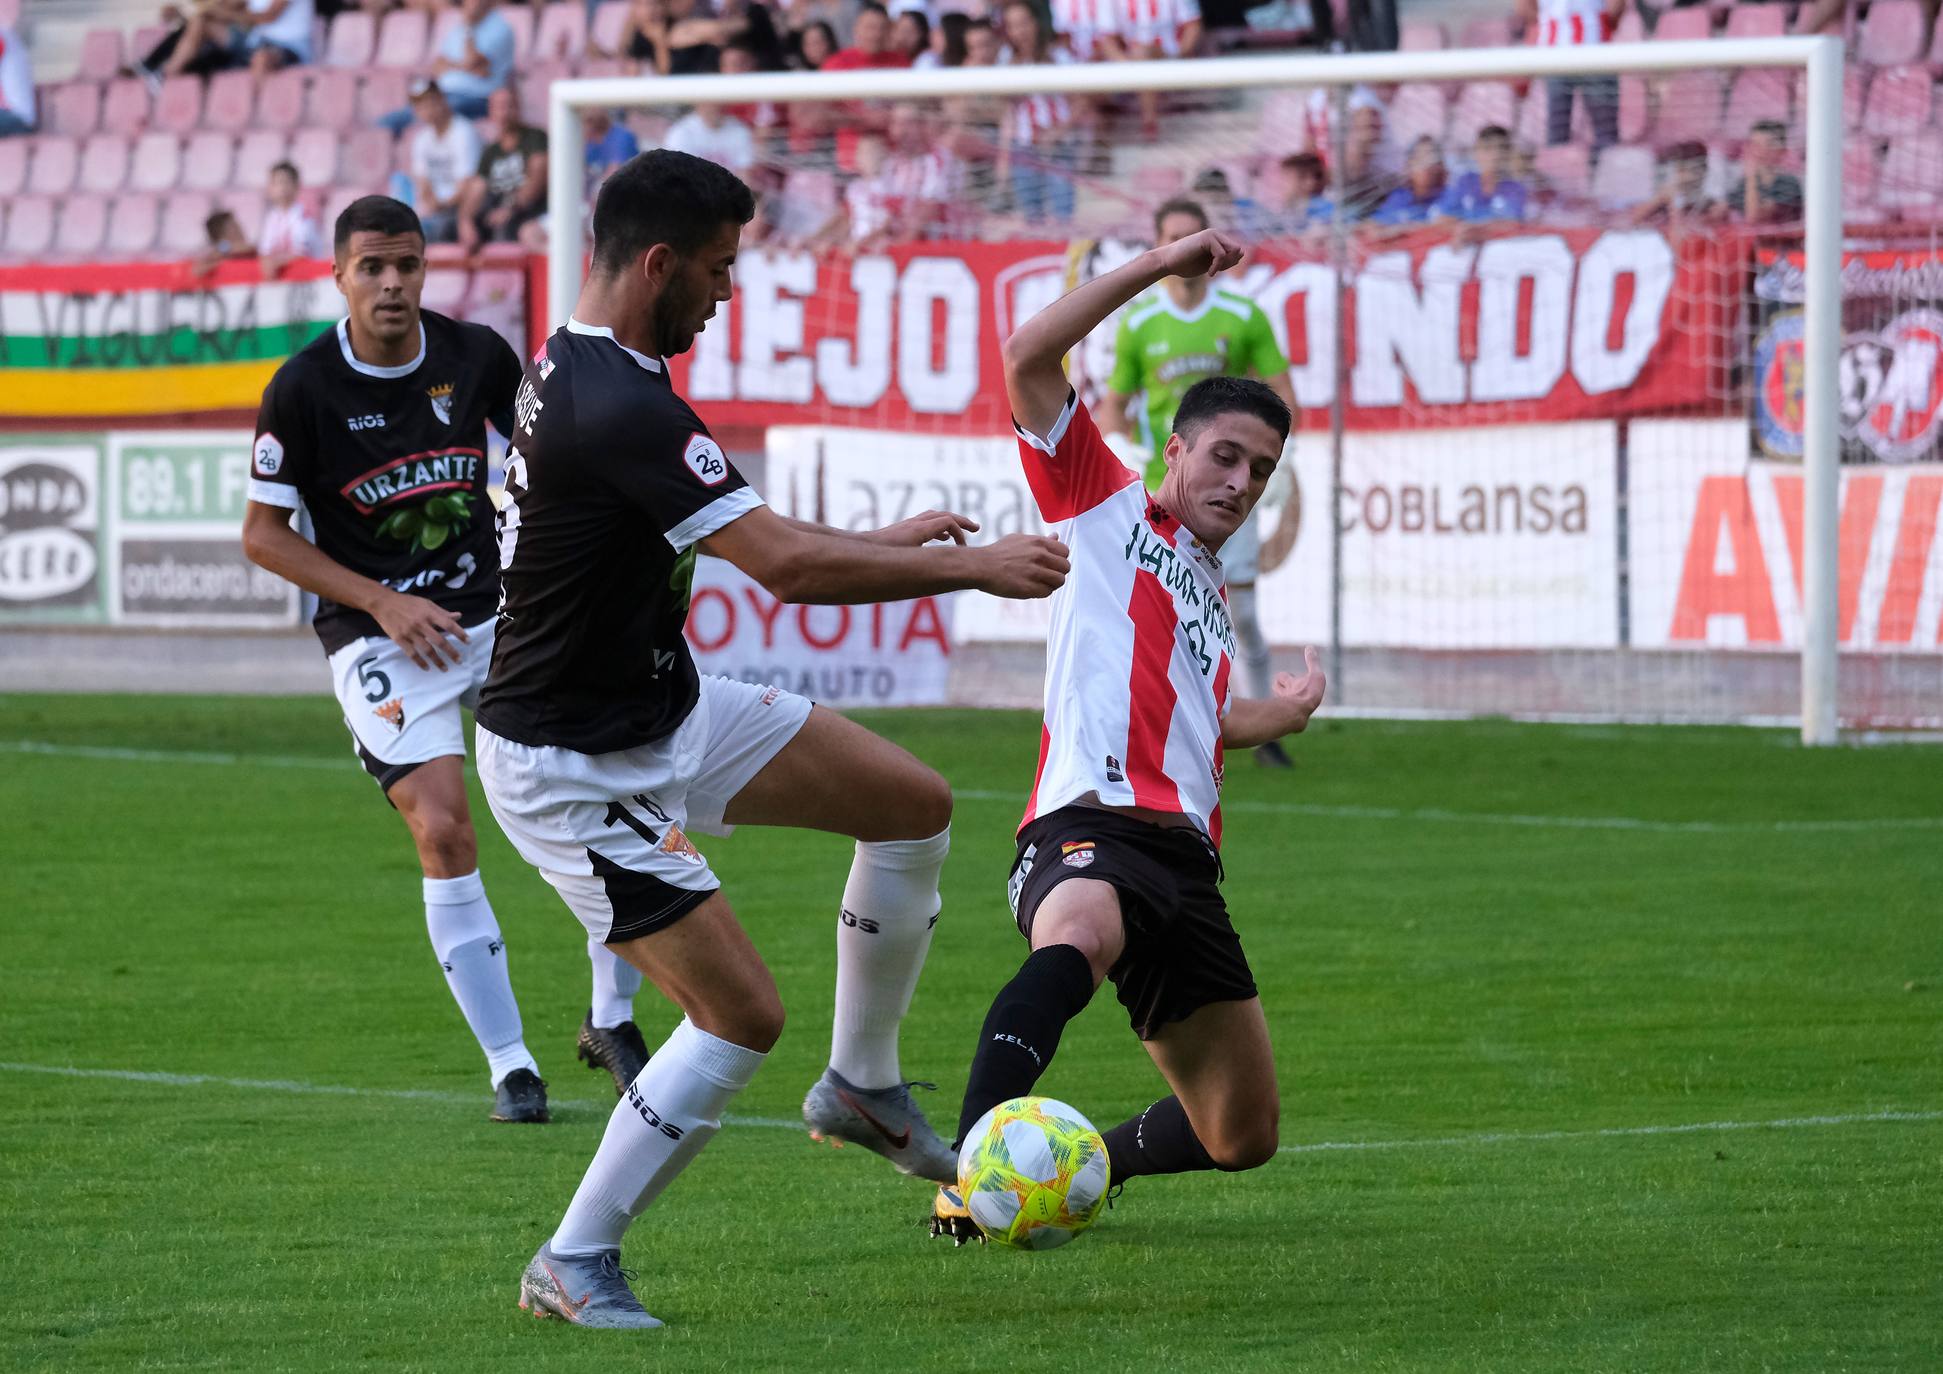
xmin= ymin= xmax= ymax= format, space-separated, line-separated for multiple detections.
xmin=427 ymin=382 xmax=455 ymax=426
xmin=339 ymin=447 xmax=482 ymax=514
xmin=626 ymin=1082 xmax=685 ymax=1140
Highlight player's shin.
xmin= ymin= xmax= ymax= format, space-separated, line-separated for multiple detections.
xmin=550 ymin=1018 xmax=766 ymax=1258
xmin=1101 ymin=1096 xmax=1219 ymax=1180
xmin=423 ymin=871 xmax=537 ymax=1086
xmin=953 ymin=943 xmax=1097 ymax=1147
xmin=830 ymin=827 xmax=949 ymax=1089
xmin=589 ymin=936 xmax=644 ymax=1030
xmin=1230 ymin=584 xmax=1273 ymax=702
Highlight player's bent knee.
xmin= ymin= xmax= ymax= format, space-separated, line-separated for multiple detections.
xmin=690 ymin=982 xmax=785 ymax=1053
xmin=876 ymin=766 xmax=951 ymax=841
xmin=1207 ymin=1119 xmax=1279 ymax=1172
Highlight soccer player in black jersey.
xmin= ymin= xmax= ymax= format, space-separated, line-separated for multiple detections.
xmin=479 ymin=151 xmax=1069 ymax=1329
xmin=240 ymin=196 xmax=652 ymax=1125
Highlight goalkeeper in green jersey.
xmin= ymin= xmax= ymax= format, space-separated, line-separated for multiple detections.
xmin=1099 ymin=197 xmax=1303 ymax=768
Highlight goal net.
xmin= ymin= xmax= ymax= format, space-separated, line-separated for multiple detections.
xmin=545 ymin=35 xmax=1943 ymax=741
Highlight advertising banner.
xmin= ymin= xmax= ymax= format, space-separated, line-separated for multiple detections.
xmin=0 ymin=434 xmax=107 ymax=622
xmin=1630 ymin=419 xmax=1943 ymax=652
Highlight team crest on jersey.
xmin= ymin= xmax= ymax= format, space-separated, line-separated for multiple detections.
xmin=683 ymin=434 xmax=729 ymax=487
xmin=1061 ymin=841 xmax=1096 ymax=869
xmin=373 ymin=697 xmax=406 ymax=732
xmin=659 ymin=825 xmax=704 ymax=863
xmin=427 ymin=382 xmax=455 ymax=426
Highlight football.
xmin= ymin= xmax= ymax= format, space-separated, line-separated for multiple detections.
xmin=957 ymin=1096 xmax=1111 ymax=1250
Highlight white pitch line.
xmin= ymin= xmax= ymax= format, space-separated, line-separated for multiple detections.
xmin=2 ymin=1062 xmax=1936 ymax=1156
xmin=7 ymin=739 xmax=1941 ymax=836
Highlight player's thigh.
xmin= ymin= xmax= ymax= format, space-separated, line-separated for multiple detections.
xmin=607 ymin=890 xmax=785 ymax=1052
xmin=387 ymin=755 xmax=477 ymax=872
xmin=1023 ymin=877 xmax=1127 ymax=984
xmin=720 ymin=701 xmax=951 ymax=841
xmin=1141 ymin=997 xmax=1280 ymax=1170
xmin=328 ymin=631 xmax=473 ymax=790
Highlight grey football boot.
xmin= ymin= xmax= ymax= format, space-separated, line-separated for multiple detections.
xmin=802 ymin=1067 xmax=958 ymax=1184
xmin=517 ymin=1244 xmax=662 ymax=1330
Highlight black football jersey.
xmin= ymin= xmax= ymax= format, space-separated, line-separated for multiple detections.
xmin=248 ymin=311 xmax=523 ymax=653
xmin=475 ymin=321 xmax=764 ymax=755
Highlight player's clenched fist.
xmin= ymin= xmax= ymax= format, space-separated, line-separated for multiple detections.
xmin=373 ymin=590 xmax=470 ymax=670
xmin=974 ymin=533 xmax=1070 ymax=599
xmin=1156 ymin=227 xmax=1245 ymax=282
xmin=1272 ymin=645 xmax=1328 ymax=731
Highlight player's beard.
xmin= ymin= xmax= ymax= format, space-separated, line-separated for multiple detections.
xmin=655 ymin=275 xmax=705 ymax=359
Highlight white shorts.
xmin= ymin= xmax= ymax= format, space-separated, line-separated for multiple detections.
xmin=475 ymin=675 xmax=814 ymax=944
xmin=326 ymin=618 xmax=496 ymax=792
xmin=1222 ymin=507 xmax=1262 ymax=586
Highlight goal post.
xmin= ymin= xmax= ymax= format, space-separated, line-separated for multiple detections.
xmin=547 ymin=36 xmax=1855 ymax=743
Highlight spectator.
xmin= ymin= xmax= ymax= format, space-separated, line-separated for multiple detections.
xmin=1099 ymin=0 xmax=1201 ymax=139
xmin=1371 ymin=135 xmax=1446 ymax=226
xmin=894 ymin=8 xmax=931 ymax=61
xmin=378 ymin=0 xmax=513 ymax=132
xmin=583 ymin=108 xmax=641 ymax=197
xmin=192 ymin=207 xmax=255 ymax=275
xmin=458 ymin=86 xmax=548 ymax=253
xmin=790 ymin=18 xmax=839 ymax=67
xmin=258 ymin=159 xmax=325 ymax=272
xmin=619 ymin=0 xmax=754 ymax=76
xmin=1241 ymin=152 xmax=1334 ymax=237
xmin=663 ymin=100 xmax=757 ymax=175
xmin=0 ymin=25 xmax=36 ymax=136
xmin=1435 ymin=124 xmax=1527 ymax=223
xmin=964 ymin=17 xmax=1001 ymax=64
xmin=404 ymin=78 xmax=483 ymax=242
xmin=1000 ymin=0 xmax=1077 ymax=225
xmin=842 ymin=102 xmax=957 ymax=246
xmin=1517 ymin=0 xmax=1621 ymax=150
xmin=1729 ymin=120 xmax=1803 ymax=224
xmin=927 ymin=12 xmax=972 ymax=65
xmin=1050 ymin=0 xmax=1121 ymax=62
xmin=1333 ymin=101 xmax=1394 ymax=221
xmin=824 ymin=3 xmax=909 ymax=69
xmin=1631 ymin=139 xmax=1720 ymax=226
xmin=141 ymin=0 xmax=315 ymax=83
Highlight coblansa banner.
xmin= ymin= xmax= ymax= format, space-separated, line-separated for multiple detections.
xmin=767 ymin=420 xmax=1618 ymax=649
xmin=672 ymin=227 xmax=1727 ymax=435
xmin=1630 ymin=419 xmax=1943 ymax=653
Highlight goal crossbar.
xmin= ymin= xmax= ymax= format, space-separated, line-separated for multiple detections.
xmin=546 ymin=35 xmax=1847 ymax=743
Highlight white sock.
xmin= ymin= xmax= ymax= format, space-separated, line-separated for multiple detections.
xmin=550 ymin=1018 xmax=766 ymax=1257
xmin=830 ymin=827 xmax=949 ymax=1090
xmin=1231 ymin=583 xmax=1273 ymax=701
xmin=423 ymin=871 xmax=537 ymax=1088
xmin=589 ymin=937 xmax=644 ymax=1030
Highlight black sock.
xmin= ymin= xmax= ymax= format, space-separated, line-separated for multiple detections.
xmin=953 ymin=944 xmax=1097 ymax=1148
xmin=1103 ymin=1096 xmax=1219 ymax=1181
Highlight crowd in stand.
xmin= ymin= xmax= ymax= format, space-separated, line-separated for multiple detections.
xmin=0 ymin=0 xmax=1930 ymax=266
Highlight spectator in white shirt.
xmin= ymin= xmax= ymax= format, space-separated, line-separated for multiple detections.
xmin=258 ymin=160 xmax=325 ymax=273
xmin=405 ymin=78 xmax=484 ymax=242
xmin=662 ymin=103 xmax=758 ymax=176
xmin=144 ymin=0 xmax=314 ymax=84
xmin=377 ymin=0 xmax=513 ymax=132
xmin=0 ymin=25 xmax=35 ymax=136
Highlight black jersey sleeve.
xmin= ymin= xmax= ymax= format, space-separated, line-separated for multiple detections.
xmin=600 ymin=425 xmax=766 ymax=554
xmin=483 ymin=332 xmax=523 ymax=441
xmin=247 ymin=365 xmax=313 ymax=512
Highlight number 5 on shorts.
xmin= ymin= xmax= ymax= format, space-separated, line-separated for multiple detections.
xmin=357 ymin=656 xmax=392 ymax=703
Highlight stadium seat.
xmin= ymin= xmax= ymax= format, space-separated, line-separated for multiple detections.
xmin=579 ymin=55 xmax=627 ymax=78
xmin=1252 ymin=88 xmax=1312 ymax=157
xmin=45 ymin=81 xmax=102 ymax=138
xmin=1450 ymin=80 xmax=1517 ymax=149
xmin=106 ymin=193 xmax=161 ymax=256
xmin=55 ymin=194 xmax=111 ymax=258
xmin=421 ymin=266 xmax=471 ymax=311
xmin=204 ymin=69 xmax=257 ymax=133
xmin=102 ymin=78 xmax=149 ymax=135
xmin=324 ymin=184 xmax=367 ymax=230
xmin=1844 ymin=134 xmax=1882 ymax=214
xmin=326 ymin=10 xmax=377 ymax=67
xmin=1858 ymin=0 xmax=1927 ymax=66
xmin=289 ymin=126 xmax=340 ymax=187
xmin=1843 ymin=66 xmax=1869 ymax=129
xmin=26 ymin=136 xmax=79 ymax=195
xmin=160 ymin=191 xmax=213 ymax=255
xmin=375 ymin=7 xmax=431 ymax=66
xmin=1862 ymin=64 xmax=1933 ymax=137
xmin=534 ymin=3 xmax=589 ymax=61
xmin=469 ymin=269 xmax=526 ymax=353
xmin=128 ymin=132 xmax=183 ymax=193
xmin=258 ymin=68 xmax=307 ymax=130
xmin=1652 ymin=7 xmax=1711 ymax=41
xmin=0 ymin=0 xmax=17 ymax=24
xmin=78 ymin=133 xmax=131 ymax=193
xmin=1534 ymin=142 xmax=1591 ymax=200
xmin=235 ymin=130 xmax=289 ymax=190
xmin=1616 ymin=75 xmax=1649 ymax=143
xmin=1386 ymin=84 xmax=1448 ymax=148
xmin=155 ymin=76 xmax=204 ymax=136
xmin=132 ymin=23 xmax=170 ymax=60
xmin=1130 ymin=164 xmax=1185 ymax=202
xmin=431 ymin=7 xmax=466 ymax=55
xmin=1929 ymin=13 xmax=1943 ymax=71
xmin=356 ymin=69 xmax=408 ymax=125
xmin=225 ymin=188 xmax=266 ymax=238
xmin=501 ymin=4 xmax=535 ymax=61
xmin=1590 ymin=143 xmax=1655 ymax=206
xmin=306 ymin=68 xmax=356 ymax=127
xmin=181 ymin=130 xmax=235 ymax=191
xmin=1398 ymin=19 xmax=1445 ymax=51
xmin=1654 ymin=71 xmax=1723 ymax=143
xmin=590 ymin=0 xmax=630 ymax=55
xmin=1722 ymin=69 xmax=1792 ymax=143
xmin=1459 ymin=17 xmax=1514 ymax=47
xmin=342 ymin=126 xmax=394 ymax=187
xmin=3 ymin=194 xmax=55 ymax=257
xmin=1723 ymin=3 xmax=1785 ymax=39
xmin=0 ymin=137 xmax=26 ymax=197
xmin=77 ymin=29 xmax=125 ymax=82
xmin=1878 ymin=128 xmax=1942 ymax=211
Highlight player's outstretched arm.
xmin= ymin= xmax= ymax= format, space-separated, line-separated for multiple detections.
xmin=1221 ymin=646 xmax=1327 ymax=748
xmin=241 ymin=502 xmax=470 ymax=670
xmin=781 ymin=510 xmax=981 ymax=547
xmin=1001 ymin=226 xmax=1245 ymax=439
xmin=703 ymin=505 xmax=1067 ymax=605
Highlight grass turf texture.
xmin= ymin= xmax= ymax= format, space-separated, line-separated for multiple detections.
xmin=1 ymin=695 xmax=1939 ymax=1372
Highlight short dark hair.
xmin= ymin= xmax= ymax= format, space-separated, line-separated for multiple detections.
xmin=1153 ymin=197 xmax=1209 ymax=236
xmin=1283 ymin=152 xmax=1325 ymax=178
xmin=1751 ymin=118 xmax=1787 ymax=141
xmin=590 ymin=149 xmax=756 ymax=278
xmin=205 ymin=210 xmax=240 ymax=241
xmin=334 ymin=194 xmax=424 ymax=255
xmin=269 ymin=160 xmax=299 ymax=183
xmin=1173 ymin=376 xmax=1291 ymax=447
xmin=1477 ymin=124 xmax=1511 ymax=145
xmin=856 ymin=1 xmax=889 ymax=18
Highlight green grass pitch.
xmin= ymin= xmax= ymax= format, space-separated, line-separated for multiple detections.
xmin=2 ymin=695 xmax=1939 ymax=1372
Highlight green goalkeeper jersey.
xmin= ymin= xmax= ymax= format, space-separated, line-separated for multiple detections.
xmin=1108 ymin=285 xmax=1290 ymax=490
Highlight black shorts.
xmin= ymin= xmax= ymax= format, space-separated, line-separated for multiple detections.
xmin=1007 ymin=804 xmax=1258 ymax=1040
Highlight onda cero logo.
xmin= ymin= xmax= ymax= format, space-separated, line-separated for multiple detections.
xmin=0 ymin=448 xmax=100 ymax=608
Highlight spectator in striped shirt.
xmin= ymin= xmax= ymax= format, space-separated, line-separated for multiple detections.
xmin=1099 ymin=0 xmax=1202 ymax=139
xmin=842 ymin=102 xmax=958 ymax=246
xmin=1000 ymin=0 xmax=1078 ymax=225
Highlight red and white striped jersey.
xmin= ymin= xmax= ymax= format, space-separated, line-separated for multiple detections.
xmin=844 ymin=149 xmax=956 ymax=240
xmin=1015 ymin=390 xmax=1235 ymax=844
xmin=1534 ymin=0 xmax=1614 ymax=46
xmin=1050 ymin=0 xmax=1120 ymax=59
xmin=1113 ymin=0 xmax=1201 ymax=55
xmin=1004 ymin=47 xmax=1075 ymax=144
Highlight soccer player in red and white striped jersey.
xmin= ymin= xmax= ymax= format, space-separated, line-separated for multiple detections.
xmin=932 ymin=227 xmax=1327 ymax=1241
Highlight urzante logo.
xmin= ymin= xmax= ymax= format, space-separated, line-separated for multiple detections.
xmin=0 ymin=449 xmax=99 ymax=606
xmin=683 ymin=434 xmax=729 ymax=487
